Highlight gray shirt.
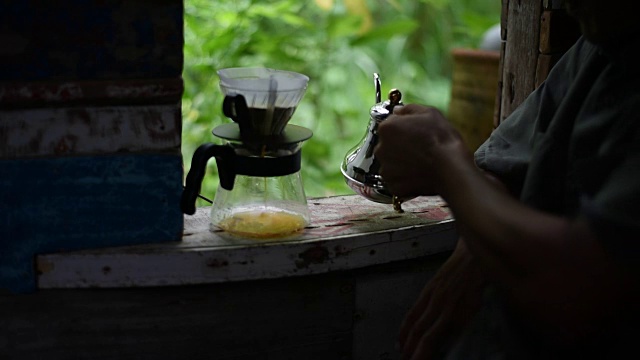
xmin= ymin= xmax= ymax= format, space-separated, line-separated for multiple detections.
xmin=449 ymin=37 xmax=640 ymax=359
xmin=475 ymin=37 xmax=640 ymax=263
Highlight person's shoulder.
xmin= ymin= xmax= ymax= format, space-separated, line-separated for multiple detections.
xmin=566 ymin=37 xmax=594 ymax=58
xmin=534 ymin=37 xmax=592 ymax=102
xmin=551 ymin=37 xmax=600 ymax=75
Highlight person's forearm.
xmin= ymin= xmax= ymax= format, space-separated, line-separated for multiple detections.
xmin=436 ymin=149 xmax=572 ymax=283
xmin=438 ymin=150 xmax=636 ymax=343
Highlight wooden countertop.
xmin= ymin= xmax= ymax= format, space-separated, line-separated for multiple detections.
xmin=36 ymin=195 xmax=457 ymax=289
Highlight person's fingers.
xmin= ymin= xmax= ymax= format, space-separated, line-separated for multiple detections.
xmin=402 ymin=288 xmax=448 ymax=358
xmin=409 ymin=316 xmax=454 ymax=360
xmin=398 ymin=285 xmax=434 ymax=346
xmin=402 ymin=315 xmax=433 ymax=359
xmin=376 ymin=116 xmax=401 ymax=139
xmin=392 ymin=103 xmax=433 ymax=115
xmin=377 ymin=170 xmax=405 ymax=197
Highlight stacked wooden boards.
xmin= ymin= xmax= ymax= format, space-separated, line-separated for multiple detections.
xmin=0 ymin=0 xmax=185 ymax=292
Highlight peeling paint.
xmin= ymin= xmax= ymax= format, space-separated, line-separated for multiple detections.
xmin=296 ymin=245 xmax=330 ymax=269
xmin=36 ymin=259 xmax=55 ymax=275
xmin=334 ymin=245 xmax=349 ymax=257
xmin=1 ymin=105 xmax=181 ymax=159
xmin=206 ymin=259 xmax=229 ymax=268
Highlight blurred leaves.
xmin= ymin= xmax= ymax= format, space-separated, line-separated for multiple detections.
xmin=182 ymin=0 xmax=500 ymax=205
xmin=350 ymin=19 xmax=419 ymax=46
xmin=345 ymin=0 xmax=374 ymax=34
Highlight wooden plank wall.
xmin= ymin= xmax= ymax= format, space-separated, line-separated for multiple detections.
xmin=0 ymin=0 xmax=185 ymax=293
xmin=0 ymin=252 xmax=451 ymax=359
xmin=0 ymin=273 xmax=354 ymax=359
xmin=494 ymin=0 xmax=581 ymax=126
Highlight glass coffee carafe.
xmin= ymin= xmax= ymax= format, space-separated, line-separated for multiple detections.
xmin=181 ymin=68 xmax=313 ymax=238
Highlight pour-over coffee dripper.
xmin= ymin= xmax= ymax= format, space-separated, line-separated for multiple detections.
xmin=219 ymin=67 xmax=309 ymax=139
xmin=181 ymin=67 xmax=313 ymax=239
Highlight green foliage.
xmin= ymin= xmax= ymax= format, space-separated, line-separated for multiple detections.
xmin=182 ymin=0 xmax=501 ymax=205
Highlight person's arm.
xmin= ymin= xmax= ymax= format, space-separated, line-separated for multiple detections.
xmin=437 ymin=134 xmax=632 ymax=342
xmin=375 ymin=104 xmax=633 ymax=343
xmin=375 ymin=104 xmax=567 ymax=278
xmin=397 ymin=169 xmax=513 ymax=360
xmin=397 ymin=237 xmax=485 ymax=360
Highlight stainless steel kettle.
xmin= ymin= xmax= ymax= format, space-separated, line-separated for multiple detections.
xmin=340 ymin=73 xmax=406 ymax=211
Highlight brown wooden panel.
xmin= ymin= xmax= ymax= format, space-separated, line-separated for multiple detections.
xmin=0 ymin=275 xmax=354 ymax=360
xmin=353 ymin=253 xmax=451 ymax=359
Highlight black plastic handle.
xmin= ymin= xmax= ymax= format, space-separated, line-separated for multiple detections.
xmin=222 ymin=95 xmax=250 ymax=136
xmin=181 ymin=143 xmax=236 ymax=215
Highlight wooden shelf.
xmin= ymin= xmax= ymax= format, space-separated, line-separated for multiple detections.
xmin=36 ymin=195 xmax=457 ymax=289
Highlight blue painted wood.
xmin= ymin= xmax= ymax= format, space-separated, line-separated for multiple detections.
xmin=0 ymin=154 xmax=183 ymax=293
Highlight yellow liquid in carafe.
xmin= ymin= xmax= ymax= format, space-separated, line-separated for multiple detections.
xmin=218 ymin=210 xmax=307 ymax=239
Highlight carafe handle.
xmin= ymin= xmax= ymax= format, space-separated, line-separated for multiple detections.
xmin=181 ymin=144 xmax=236 ymax=215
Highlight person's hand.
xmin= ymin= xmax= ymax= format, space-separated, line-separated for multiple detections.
xmin=398 ymin=240 xmax=486 ymax=360
xmin=374 ymin=104 xmax=472 ymax=198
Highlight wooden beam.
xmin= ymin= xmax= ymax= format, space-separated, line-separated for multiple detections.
xmin=499 ymin=0 xmax=544 ymax=123
xmin=501 ymin=0 xmax=509 ymax=40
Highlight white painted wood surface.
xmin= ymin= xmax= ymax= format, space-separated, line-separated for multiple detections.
xmin=37 ymin=195 xmax=457 ymax=289
xmin=0 ymin=105 xmax=181 ymax=158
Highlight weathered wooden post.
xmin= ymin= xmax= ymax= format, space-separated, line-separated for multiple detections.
xmin=494 ymin=0 xmax=581 ymax=126
xmin=448 ymin=0 xmax=580 ymax=152
xmin=0 ymin=0 xmax=185 ymax=293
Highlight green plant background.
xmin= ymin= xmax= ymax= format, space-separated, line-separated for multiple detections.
xmin=183 ymin=0 xmax=501 ymax=206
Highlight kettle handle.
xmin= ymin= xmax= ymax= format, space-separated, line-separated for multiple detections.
xmin=181 ymin=143 xmax=236 ymax=215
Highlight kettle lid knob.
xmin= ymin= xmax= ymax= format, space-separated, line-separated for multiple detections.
xmin=386 ymin=88 xmax=402 ymax=111
xmin=370 ymin=73 xmax=403 ymax=120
